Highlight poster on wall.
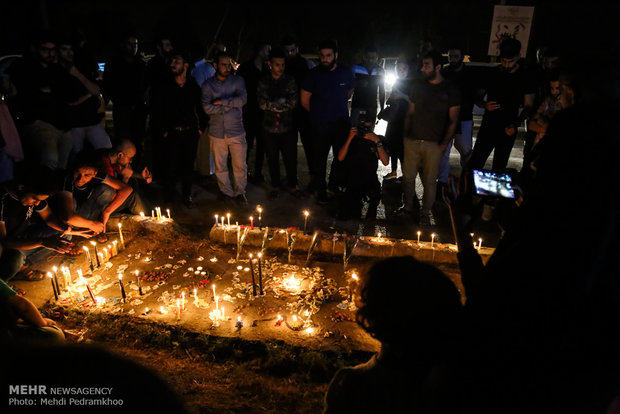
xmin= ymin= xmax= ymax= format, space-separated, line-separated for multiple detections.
xmin=488 ymin=5 xmax=535 ymax=57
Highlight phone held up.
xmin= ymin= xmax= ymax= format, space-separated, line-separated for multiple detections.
xmin=472 ymin=169 xmax=515 ymax=199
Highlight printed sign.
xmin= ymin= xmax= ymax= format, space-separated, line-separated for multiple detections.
xmin=488 ymin=5 xmax=535 ymax=57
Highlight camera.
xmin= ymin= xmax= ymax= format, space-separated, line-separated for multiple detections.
xmin=355 ymin=111 xmax=374 ymax=137
xmin=472 ymin=169 xmax=515 ymax=199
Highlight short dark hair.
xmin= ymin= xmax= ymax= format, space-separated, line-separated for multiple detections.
xmin=281 ymin=35 xmax=297 ymax=47
xmin=269 ymin=47 xmax=286 ymax=61
xmin=213 ymin=51 xmax=232 ymax=63
xmin=29 ymin=29 xmax=57 ymax=48
xmin=364 ymin=44 xmax=378 ymax=54
xmin=499 ymin=37 xmax=521 ymax=59
xmin=421 ymin=49 xmax=443 ymax=68
xmin=317 ymin=39 xmax=338 ymax=54
xmin=170 ymin=49 xmax=190 ymax=64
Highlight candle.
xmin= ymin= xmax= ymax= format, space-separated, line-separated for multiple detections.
xmin=135 ymin=270 xmax=143 ymax=295
xmin=181 ymin=291 xmax=185 ymax=311
xmin=193 ymin=288 xmax=197 ymax=300
xmin=275 ymin=314 xmax=283 ymax=327
xmin=166 ymin=208 xmax=171 ymax=219
xmin=226 ymin=213 xmax=231 ymax=227
xmin=155 ymin=207 xmax=162 ymax=221
xmin=47 ymin=272 xmax=58 ymax=300
xmin=221 ymin=216 xmax=225 ymax=227
xmin=79 ymin=271 xmax=97 ymax=305
xmin=377 ymin=232 xmax=382 ymax=239
xmin=61 ymin=266 xmax=71 ymax=286
xmin=221 ymin=306 xmax=225 ymax=320
xmin=159 ymin=305 xmax=167 ymax=315
xmin=235 ymin=316 xmax=243 ymax=329
xmin=303 ymin=210 xmax=309 ymax=234
xmin=249 ymin=253 xmax=257 ymax=296
xmin=250 ymin=216 xmax=254 ymax=230
xmin=176 ymin=299 xmax=181 ymax=318
xmin=257 ymin=252 xmax=264 ymax=296
xmin=118 ymin=274 xmax=126 ymax=302
xmin=97 ymin=252 xmax=104 ymax=266
xmin=51 ymin=266 xmax=60 ymax=292
xmin=256 ymin=205 xmax=263 ymax=229
xmin=91 ymin=241 xmax=100 ymax=267
xmin=215 ymin=295 xmax=219 ymax=312
xmin=83 ymin=246 xmax=94 ymax=271
xmin=291 ymin=315 xmax=299 ymax=328
xmin=152 ymin=210 xmax=155 ymax=218
xmin=112 ymin=240 xmax=118 ymax=256
xmin=102 ymin=247 xmax=109 ymax=262
xmin=212 ymin=284 xmax=216 ymax=301
xmin=431 ymin=233 xmax=436 ymax=249
xmin=215 ymin=214 xmax=219 ymax=227
xmin=107 ymin=244 xmax=113 ymax=258
xmin=140 ymin=211 xmax=145 ymax=218
xmin=417 ymin=231 xmax=421 ymax=245
xmin=118 ymin=223 xmax=125 ymax=250
xmin=478 ymin=238 xmax=483 ymax=251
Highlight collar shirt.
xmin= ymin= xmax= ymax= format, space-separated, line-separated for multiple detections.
xmin=201 ymin=74 xmax=247 ymax=138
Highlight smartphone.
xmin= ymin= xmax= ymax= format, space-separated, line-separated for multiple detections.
xmin=472 ymin=169 xmax=515 ymax=199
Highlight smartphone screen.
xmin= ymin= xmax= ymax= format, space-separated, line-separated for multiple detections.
xmin=472 ymin=169 xmax=515 ymax=199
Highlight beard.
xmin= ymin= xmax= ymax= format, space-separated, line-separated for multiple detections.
xmin=319 ymin=60 xmax=335 ymax=71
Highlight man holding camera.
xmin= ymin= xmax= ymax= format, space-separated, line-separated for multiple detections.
xmin=397 ymin=50 xmax=460 ymax=227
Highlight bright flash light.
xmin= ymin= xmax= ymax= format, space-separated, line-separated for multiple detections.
xmin=385 ymin=73 xmax=397 ymax=86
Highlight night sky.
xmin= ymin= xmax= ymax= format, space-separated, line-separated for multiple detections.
xmin=0 ymin=1 xmax=614 ymax=65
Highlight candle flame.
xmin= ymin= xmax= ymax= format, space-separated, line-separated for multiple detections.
xmin=46 ymin=272 xmax=53 ymax=279
xmin=90 ymin=241 xmax=97 ymax=246
xmin=82 ymin=246 xmax=88 ymax=252
xmin=303 ymin=210 xmax=309 ymax=217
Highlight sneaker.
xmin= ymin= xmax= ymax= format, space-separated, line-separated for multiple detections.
xmin=383 ymin=171 xmax=398 ymax=180
xmin=235 ymin=194 xmax=248 ymax=206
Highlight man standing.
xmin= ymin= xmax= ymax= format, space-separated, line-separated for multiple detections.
xmin=102 ymin=33 xmax=147 ymax=152
xmin=398 ymin=50 xmax=460 ymax=227
xmin=301 ymin=39 xmax=354 ymax=205
xmin=236 ymin=41 xmax=271 ymax=184
xmin=350 ymin=44 xmax=385 ymax=125
xmin=469 ymin=37 xmax=536 ymax=171
xmin=56 ymin=38 xmax=112 ymax=166
xmin=257 ymin=47 xmax=299 ymax=199
xmin=7 ymin=30 xmax=71 ymax=171
xmin=282 ymin=35 xmax=315 ymax=182
xmin=150 ymin=50 xmax=204 ymax=207
xmin=437 ymin=44 xmax=478 ymax=187
xmin=202 ymin=51 xmax=248 ymax=205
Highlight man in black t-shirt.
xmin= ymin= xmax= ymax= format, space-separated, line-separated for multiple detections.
xmin=398 ymin=50 xmax=460 ymax=227
xmin=469 ymin=38 xmax=536 ymax=171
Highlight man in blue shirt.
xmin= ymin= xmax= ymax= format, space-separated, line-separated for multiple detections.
xmin=301 ymin=39 xmax=354 ymax=205
xmin=201 ymin=51 xmax=249 ymax=205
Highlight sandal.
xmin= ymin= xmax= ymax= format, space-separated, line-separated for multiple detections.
xmin=8 ymin=284 xmax=26 ymax=296
xmin=14 ymin=269 xmax=45 ymax=281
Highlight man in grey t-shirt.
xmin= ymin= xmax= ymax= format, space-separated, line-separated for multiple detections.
xmin=398 ymin=50 xmax=460 ymax=227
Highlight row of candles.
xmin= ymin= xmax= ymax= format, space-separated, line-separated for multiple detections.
xmin=81 ymin=223 xmax=125 ymax=271
xmin=213 ymin=206 xmax=313 ymax=234
xmin=139 ymin=207 xmax=171 ymax=221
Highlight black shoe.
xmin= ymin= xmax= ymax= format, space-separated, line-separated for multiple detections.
xmin=183 ymin=196 xmax=195 ymax=209
xmin=316 ymin=191 xmax=329 ymax=205
xmin=235 ymin=194 xmax=248 ymax=206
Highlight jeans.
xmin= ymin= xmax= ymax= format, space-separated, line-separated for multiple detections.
xmin=438 ymin=120 xmax=473 ymax=183
xmin=263 ymin=131 xmax=297 ymax=189
xmin=69 ymin=123 xmax=112 ymax=165
xmin=74 ymin=184 xmax=115 ymax=221
xmin=20 ymin=120 xmax=72 ymax=170
xmin=469 ymin=119 xmax=517 ymax=171
xmin=310 ymin=118 xmax=350 ymax=193
xmin=210 ymin=134 xmax=247 ymax=197
xmin=402 ymin=139 xmax=442 ymax=215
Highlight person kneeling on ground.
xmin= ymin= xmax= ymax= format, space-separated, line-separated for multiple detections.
xmin=336 ymin=112 xmax=388 ymax=220
xmin=61 ymin=153 xmax=133 ymax=241
xmin=0 ymin=165 xmax=96 ymax=282
xmin=323 ymin=256 xmax=465 ymax=413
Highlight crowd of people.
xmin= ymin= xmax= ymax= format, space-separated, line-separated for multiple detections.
xmin=0 ymin=25 xmax=618 ymax=413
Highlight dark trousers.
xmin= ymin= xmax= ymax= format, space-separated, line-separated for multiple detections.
xmin=263 ymin=131 xmax=297 ymax=188
xmin=243 ymin=110 xmax=265 ymax=177
xmin=112 ymin=103 xmax=147 ymax=153
xmin=469 ymin=119 xmax=517 ymax=171
xmin=340 ymin=175 xmax=381 ymax=219
xmin=162 ymin=129 xmax=199 ymax=198
xmin=294 ymin=108 xmax=314 ymax=177
xmin=311 ymin=118 xmax=350 ymax=193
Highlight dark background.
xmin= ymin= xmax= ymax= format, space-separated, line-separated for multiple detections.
xmin=0 ymin=0 xmax=616 ymax=65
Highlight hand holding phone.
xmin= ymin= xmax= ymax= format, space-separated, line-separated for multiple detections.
xmin=472 ymin=169 xmax=515 ymax=199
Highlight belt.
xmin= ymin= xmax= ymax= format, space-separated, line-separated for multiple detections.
xmin=172 ymin=126 xmax=194 ymax=132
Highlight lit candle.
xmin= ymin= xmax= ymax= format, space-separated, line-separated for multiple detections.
xmin=83 ymin=247 xmax=94 ymax=271
xmin=257 ymin=252 xmax=263 ymax=295
xmin=47 ymin=272 xmax=58 ymax=300
xmin=151 ymin=210 xmax=155 ymax=218
xmin=221 ymin=216 xmax=225 ymax=227
xmin=256 ymin=205 xmax=263 ymax=229
xmin=417 ymin=231 xmax=421 ymax=245
xmin=51 ymin=266 xmax=61 ymax=292
xmin=155 ymin=207 xmax=162 ymax=221
xmin=478 ymin=238 xmax=483 ymax=251
xmin=249 ymin=216 xmax=254 ymax=230
xmin=118 ymin=223 xmax=125 ymax=250
xmin=159 ymin=305 xmax=167 ymax=315
xmin=212 ymin=284 xmax=216 ymax=301
xmin=97 ymin=252 xmax=104 ymax=266
xmin=91 ymin=241 xmax=100 ymax=267
xmin=112 ymin=240 xmax=118 ymax=256
xmin=118 ymin=274 xmax=126 ymax=302
xmin=226 ymin=212 xmax=231 ymax=227
xmin=176 ymin=299 xmax=181 ymax=318
xmin=79 ymin=270 xmax=97 ymax=305
xmin=107 ymin=244 xmax=113 ymax=258
xmin=275 ymin=314 xmax=283 ymax=327
xmin=249 ymin=253 xmax=257 ymax=296
xmin=215 ymin=214 xmax=219 ymax=227
xmin=140 ymin=211 xmax=145 ymax=218
xmin=135 ymin=270 xmax=143 ymax=296
xmin=303 ymin=210 xmax=309 ymax=234
xmin=166 ymin=208 xmax=171 ymax=219
xmin=193 ymin=288 xmax=197 ymax=300
xmin=102 ymin=247 xmax=109 ymax=262
xmin=377 ymin=232 xmax=382 ymax=239
xmin=181 ymin=291 xmax=185 ymax=311
xmin=221 ymin=306 xmax=225 ymax=320
xmin=291 ymin=315 xmax=299 ymax=328
xmin=431 ymin=233 xmax=436 ymax=249
xmin=235 ymin=316 xmax=243 ymax=329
